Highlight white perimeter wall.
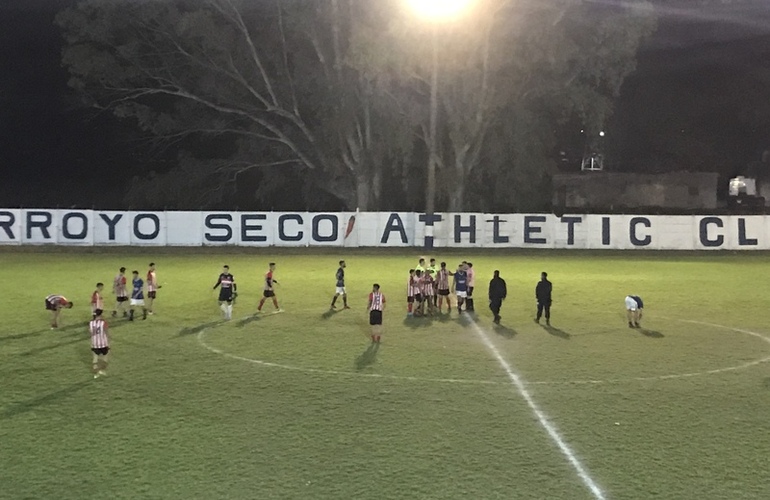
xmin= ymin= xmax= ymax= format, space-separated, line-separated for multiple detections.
xmin=0 ymin=209 xmax=766 ymax=250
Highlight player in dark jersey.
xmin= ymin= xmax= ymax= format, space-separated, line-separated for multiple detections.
xmin=213 ymin=265 xmax=237 ymax=320
xmin=452 ymin=263 xmax=469 ymax=314
xmin=330 ymin=260 xmax=350 ymax=310
xmin=257 ymin=262 xmax=281 ymax=312
xmin=129 ymin=270 xmax=147 ymax=321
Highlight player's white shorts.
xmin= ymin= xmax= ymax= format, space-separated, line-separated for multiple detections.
xmin=456 ymin=291 xmax=467 ymax=298
xmin=130 ymin=299 xmax=145 ymax=307
xmin=335 ymin=286 xmax=346 ymax=295
xmin=625 ymin=296 xmax=638 ymax=311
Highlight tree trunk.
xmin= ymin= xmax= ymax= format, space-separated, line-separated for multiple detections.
xmin=355 ymin=174 xmax=371 ymax=211
xmin=371 ymin=166 xmax=382 ymax=210
xmin=447 ymin=179 xmax=465 ymax=212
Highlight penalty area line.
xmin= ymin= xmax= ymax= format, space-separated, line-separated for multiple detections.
xmin=468 ymin=320 xmax=608 ymax=500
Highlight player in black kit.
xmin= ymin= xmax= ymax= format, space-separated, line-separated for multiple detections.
xmin=213 ymin=265 xmax=237 ymax=320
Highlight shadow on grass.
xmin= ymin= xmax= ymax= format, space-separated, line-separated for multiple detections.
xmin=639 ymin=328 xmax=664 ymax=338
xmin=18 ymin=336 xmax=85 ymax=357
xmin=402 ymin=315 xmax=435 ymax=329
xmin=1 ymin=380 xmax=91 ymax=419
xmin=542 ymin=324 xmax=571 ymax=340
xmin=321 ymin=309 xmax=340 ymax=320
xmin=235 ymin=315 xmax=262 ymax=328
xmin=2 ymin=320 xmax=93 ymax=344
xmin=493 ymin=323 xmax=518 ymax=339
xmin=763 ymin=377 xmax=770 ymax=389
xmin=178 ymin=320 xmax=225 ymax=336
xmin=355 ymin=342 xmax=380 ymax=370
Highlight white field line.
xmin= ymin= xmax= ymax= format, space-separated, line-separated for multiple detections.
xmin=468 ymin=319 xmax=607 ymax=500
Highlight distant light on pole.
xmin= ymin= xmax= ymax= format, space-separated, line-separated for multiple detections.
xmin=405 ymin=0 xmax=474 ymax=21
xmin=599 ymin=131 xmax=605 ymax=137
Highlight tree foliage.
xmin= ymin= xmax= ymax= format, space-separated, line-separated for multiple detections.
xmin=58 ymin=0 xmax=655 ymax=211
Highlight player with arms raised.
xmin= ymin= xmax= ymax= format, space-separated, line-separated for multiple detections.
xmin=89 ymin=309 xmax=110 ymax=378
xmin=257 ymin=262 xmax=281 ymax=312
xmin=213 ymin=265 xmax=237 ymax=320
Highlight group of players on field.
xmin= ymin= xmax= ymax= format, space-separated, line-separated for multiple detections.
xmin=44 ymin=257 xmax=645 ymax=378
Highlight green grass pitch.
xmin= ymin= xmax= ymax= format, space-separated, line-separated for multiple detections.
xmin=2 ymin=249 xmax=770 ymax=500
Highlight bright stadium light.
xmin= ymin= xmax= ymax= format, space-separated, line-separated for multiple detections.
xmin=406 ymin=0 xmax=474 ymax=21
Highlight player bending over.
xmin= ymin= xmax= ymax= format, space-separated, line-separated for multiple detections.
xmin=213 ymin=265 xmax=237 ymax=320
xmin=45 ymin=294 xmax=73 ymax=329
xmin=89 ymin=309 xmax=110 ymax=378
xmin=368 ymin=283 xmax=386 ymax=343
xmin=625 ymin=295 xmax=644 ymax=328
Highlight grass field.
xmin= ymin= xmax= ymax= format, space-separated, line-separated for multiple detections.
xmin=2 ymin=249 xmax=770 ymax=500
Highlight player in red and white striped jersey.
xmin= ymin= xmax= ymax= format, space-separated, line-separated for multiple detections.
xmin=90 ymin=283 xmax=105 ymax=318
xmin=89 ymin=309 xmax=110 ymax=378
xmin=422 ymin=271 xmax=436 ymax=317
xmin=367 ymin=284 xmax=386 ymax=343
xmin=406 ymin=269 xmax=418 ymax=316
xmin=436 ymin=261 xmax=452 ymax=313
xmin=45 ymin=294 xmax=73 ymax=328
xmin=257 ymin=263 xmax=281 ymax=312
xmin=146 ymin=262 xmax=160 ymax=315
xmin=112 ymin=267 xmax=128 ymax=318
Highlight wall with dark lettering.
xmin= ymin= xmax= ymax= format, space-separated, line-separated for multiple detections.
xmin=0 ymin=210 xmax=767 ymax=249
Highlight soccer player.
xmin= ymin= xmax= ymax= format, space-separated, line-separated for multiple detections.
xmin=146 ymin=263 xmax=160 ymax=315
xmin=436 ymin=262 xmax=451 ymax=313
xmin=488 ymin=270 xmax=507 ymax=324
xmin=112 ymin=267 xmax=128 ymax=318
xmin=416 ymin=258 xmax=426 ymax=273
xmin=213 ymin=265 xmax=237 ymax=320
xmin=330 ymin=260 xmax=350 ymax=310
xmin=466 ymin=262 xmax=476 ymax=312
xmin=428 ymin=258 xmax=439 ymax=306
xmin=89 ymin=309 xmax=110 ymax=378
xmin=535 ymin=272 xmax=553 ymax=325
xmin=422 ymin=270 xmax=436 ymax=316
xmin=257 ymin=262 xmax=281 ymax=312
xmin=129 ymin=270 xmax=147 ymax=321
xmin=413 ymin=270 xmax=425 ymax=316
xmin=625 ymin=295 xmax=644 ymax=328
xmin=90 ymin=283 xmax=105 ymax=318
xmin=367 ymin=283 xmax=386 ymax=343
xmin=451 ymin=263 xmax=469 ymax=313
xmin=406 ymin=269 xmax=417 ymax=316
xmin=45 ymin=294 xmax=73 ymax=329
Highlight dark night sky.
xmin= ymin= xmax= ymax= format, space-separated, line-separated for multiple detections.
xmin=2 ymin=0 xmax=770 ymax=208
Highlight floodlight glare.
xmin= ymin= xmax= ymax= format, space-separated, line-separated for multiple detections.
xmin=406 ymin=0 xmax=474 ymax=21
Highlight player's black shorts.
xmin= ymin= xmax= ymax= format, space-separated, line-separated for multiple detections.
xmin=148 ymin=291 xmax=157 ymax=299
xmin=45 ymin=300 xmax=56 ymax=311
xmin=91 ymin=347 xmax=110 ymax=356
xmin=263 ymin=290 xmax=275 ymax=298
xmin=438 ymin=289 xmax=450 ymax=296
xmin=369 ymin=310 xmax=383 ymax=326
xmin=415 ymin=293 xmax=423 ymax=303
xmin=219 ymin=289 xmax=233 ymax=302
xmin=116 ymin=296 xmax=128 ymax=303
xmin=407 ymin=296 xmax=415 ymax=303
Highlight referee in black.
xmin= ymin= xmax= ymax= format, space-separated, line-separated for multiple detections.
xmin=488 ymin=270 xmax=507 ymax=324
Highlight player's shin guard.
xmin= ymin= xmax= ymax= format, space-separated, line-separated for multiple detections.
xmin=226 ymin=304 xmax=233 ymax=319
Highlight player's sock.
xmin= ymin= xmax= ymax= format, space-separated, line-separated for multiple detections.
xmin=331 ymin=296 xmax=337 ymax=308
xmin=343 ymin=297 xmax=348 ymax=308
xmin=142 ymin=309 xmax=147 ymax=320
xmin=408 ymin=303 xmax=413 ymax=313
xmin=227 ymin=305 xmax=233 ymax=319
xmin=129 ymin=309 xmax=134 ymax=321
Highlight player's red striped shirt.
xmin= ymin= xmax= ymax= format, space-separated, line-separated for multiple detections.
xmin=46 ymin=294 xmax=70 ymax=308
xmin=114 ymin=274 xmax=127 ymax=298
xmin=467 ymin=268 xmax=475 ymax=287
xmin=422 ymin=276 xmax=435 ymax=296
xmin=264 ymin=271 xmax=274 ymax=291
xmin=407 ymin=276 xmax=420 ymax=297
xmin=369 ymin=292 xmax=385 ymax=311
xmin=91 ymin=291 xmax=104 ymax=312
xmin=147 ymin=270 xmax=158 ymax=292
xmin=436 ymin=269 xmax=450 ymax=290
xmin=89 ymin=319 xmax=109 ymax=349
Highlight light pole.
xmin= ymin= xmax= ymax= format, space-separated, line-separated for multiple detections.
xmin=405 ymin=0 xmax=474 ymax=217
